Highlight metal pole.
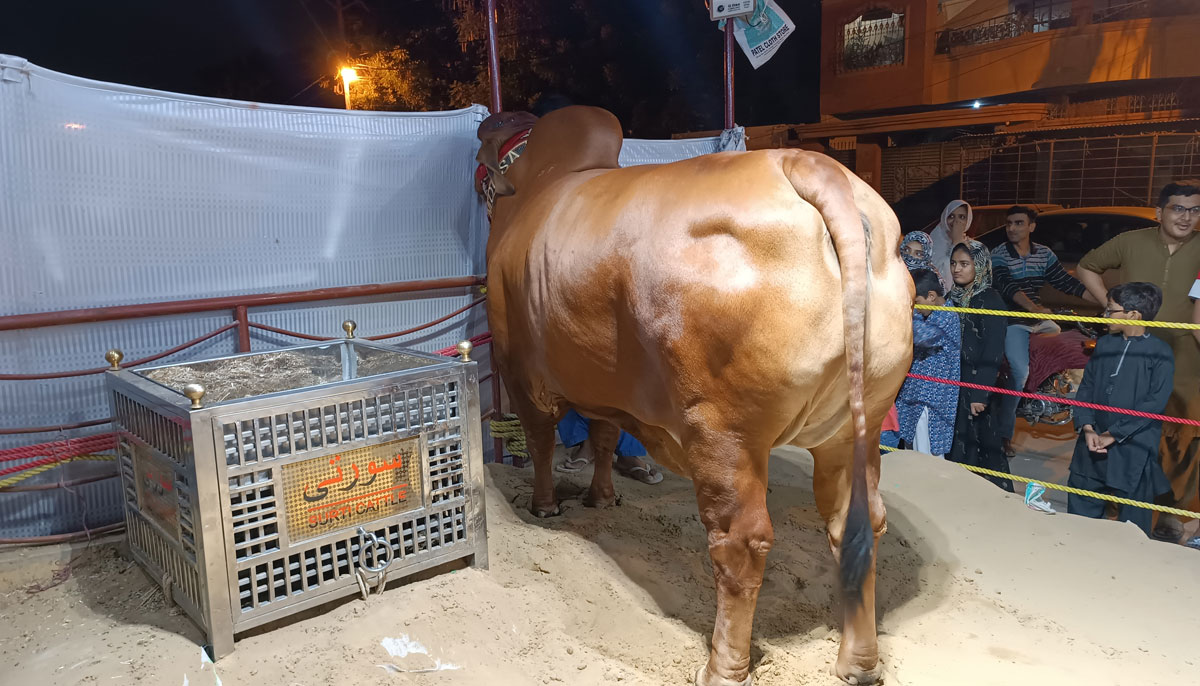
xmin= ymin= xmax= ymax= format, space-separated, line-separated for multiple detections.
xmin=234 ymin=305 xmax=251 ymax=353
xmin=724 ymin=20 xmax=735 ymax=130
xmin=484 ymin=0 xmax=505 ymax=462
xmin=486 ymin=0 xmax=502 ymax=113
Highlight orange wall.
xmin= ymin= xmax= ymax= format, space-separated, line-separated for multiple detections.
xmin=820 ymin=1 xmax=932 ymax=115
xmin=927 ymin=16 xmax=1200 ymax=105
xmin=820 ymin=1 xmax=1199 ymax=116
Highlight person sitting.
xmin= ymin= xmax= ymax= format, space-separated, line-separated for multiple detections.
xmin=555 ymin=408 xmax=663 ymax=484
xmin=991 ymin=205 xmax=1099 ymax=457
xmin=1067 ymin=283 xmax=1174 ymax=537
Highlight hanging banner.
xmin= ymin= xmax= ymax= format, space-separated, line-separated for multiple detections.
xmin=722 ymin=0 xmax=796 ymax=70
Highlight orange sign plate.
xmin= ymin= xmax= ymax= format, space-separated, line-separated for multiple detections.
xmin=132 ymin=442 xmax=182 ymax=541
xmin=281 ymin=437 xmax=422 ymax=543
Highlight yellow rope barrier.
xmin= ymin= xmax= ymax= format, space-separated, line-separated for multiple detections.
xmin=0 ymin=454 xmax=117 ymax=489
xmin=879 ymin=444 xmax=1200 ymax=519
xmin=482 ymin=415 xmax=1199 ymax=517
xmin=489 ymin=414 xmax=528 ymax=459
xmin=914 ymin=303 xmax=1200 ymax=330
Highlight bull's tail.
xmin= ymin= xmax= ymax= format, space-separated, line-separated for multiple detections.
xmin=782 ymin=152 xmax=873 ymax=608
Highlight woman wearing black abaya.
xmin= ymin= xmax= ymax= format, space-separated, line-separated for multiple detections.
xmin=947 ymin=240 xmax=1014 ymax=492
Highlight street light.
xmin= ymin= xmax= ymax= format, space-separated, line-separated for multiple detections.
xmin=340 ymin=67 xmax=359 ymax=110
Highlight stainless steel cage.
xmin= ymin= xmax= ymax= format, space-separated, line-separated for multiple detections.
xmin=103 ymin=331 xmax=487 ymax=659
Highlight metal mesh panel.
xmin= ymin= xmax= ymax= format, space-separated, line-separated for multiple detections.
xmin=117 ymin=439 xmax=138 ymax=507
xmin=961 ymin=133 xmax=1200 ymax=208
xmin=126 ymin=510 xmax=203 ymax=620
xmin=229 ymin=469 xmax=281 ymax=561
xmin=234 ymin=504 xmax=467 ymax=614
xmin=220 ymin=382 xmax=459 ymax=468
xmin=881 ymin=143 xmax=962 ymax=204
xmin=428 ymin=430 xmax=465 ymax=505
xmin=112 ymin=391 xmax=187 ymax=465
xmin=176 ymin=471 xmax=198 ymax=561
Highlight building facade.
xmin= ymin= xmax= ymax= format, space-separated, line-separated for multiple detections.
xmin=684 ymin=1 xmax=1200 ymax=229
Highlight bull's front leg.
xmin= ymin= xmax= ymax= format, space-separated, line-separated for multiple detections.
xmin=810 ymin=437 xmax=886 ymax=685
xmin=509 ymin=397 xmax=563 ymax=518
xmin=692 ymin=441 xmax=773 ymax=686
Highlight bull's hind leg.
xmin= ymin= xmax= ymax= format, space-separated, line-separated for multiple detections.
xmin=582 ymin=418 xmax=619 ymax=508
xmin=810 ymin=435 xmax=886 ymax=685
xmin=692 ymin=433 xmax=773 ymax=686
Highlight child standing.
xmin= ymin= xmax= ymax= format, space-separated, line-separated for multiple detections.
xmin=1068 ymin=282 xmax=1174 ymax=536
xmin=897 ymin=268 xmax=961 ymax=458
xmin=945 ymin=240 xmax=1014 ymax=492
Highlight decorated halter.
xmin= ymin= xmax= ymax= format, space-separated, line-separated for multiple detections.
xmin=475 ymin=128 xmax=531 ymax=219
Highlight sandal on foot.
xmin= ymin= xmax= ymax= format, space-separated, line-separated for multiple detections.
xmin=615 ymin=460 xmax=663 ymax=485
xmin=556 ymin=445 xmax=591 ymax=473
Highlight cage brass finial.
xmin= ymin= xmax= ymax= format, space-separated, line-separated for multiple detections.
xmin=104 ymin=349 xmax=124 ymax=371
xmin=342 ymin=320 xmax=357 ymax=339
xmin=456 ymin=340 xmax=473 ymax=362
xmin=182 ymin=383 xmax=206 ymax=410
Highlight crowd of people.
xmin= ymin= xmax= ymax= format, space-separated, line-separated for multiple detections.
xmin=890 ymin=181 xmax=1200 ymax=549
xmin=548 ymin=181 xmax=1200 ymax=549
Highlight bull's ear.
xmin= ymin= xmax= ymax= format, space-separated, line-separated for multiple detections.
xmin=474 ymin=139 xmax=516 ymax=197
xmin=475 ymin=139 xmax=502 ymax=176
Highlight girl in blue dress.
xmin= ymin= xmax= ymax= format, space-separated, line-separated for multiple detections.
xmin=897 ymin=268 xmax=961 ymax=457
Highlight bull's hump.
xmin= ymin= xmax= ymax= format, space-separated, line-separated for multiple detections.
xmin=527 ymin=106 xmax=621 ymax=174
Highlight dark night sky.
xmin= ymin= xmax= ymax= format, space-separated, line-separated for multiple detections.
xmin=0 ymin=1 xmax=821 ymax=132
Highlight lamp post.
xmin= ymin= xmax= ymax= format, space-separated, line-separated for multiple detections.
xmin=340 ymin=67 xmax=359 ymax=110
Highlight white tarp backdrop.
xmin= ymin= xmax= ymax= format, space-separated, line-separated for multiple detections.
xmin=0 ymin=54 xmax=740 ymax=536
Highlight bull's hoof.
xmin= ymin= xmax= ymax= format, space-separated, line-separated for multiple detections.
xmin=583 ymin=489 xmax=618 ymax=508
xmin=833 ymin=657 xmax=882 ymax=685
xmin=694 ymin=664 xmax=753 ymax=686
xmin=531 ymin=502 xmax=561 ymax=518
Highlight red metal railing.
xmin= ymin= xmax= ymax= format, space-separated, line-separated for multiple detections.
xmin=0 ymin=274 xmax=506 ymax=465
xmin=0 ymin=276 xmax=483 ymax=333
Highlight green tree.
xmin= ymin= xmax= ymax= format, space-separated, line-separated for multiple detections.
xmin=341 ymin=47 xmax=433 ymax=111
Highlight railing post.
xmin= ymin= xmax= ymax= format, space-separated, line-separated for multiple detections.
xmin=486 ymin=0 xmax=502 ymax=114
xmin=234 ymin=305 xmax=251 ymax=353
xmin=723 ymin=19 xmax=735 ymax=130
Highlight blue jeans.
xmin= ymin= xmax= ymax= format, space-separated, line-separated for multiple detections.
xmin=881 ymin=430 xmax=901 ymax=449
xmin=557 ymin=409 xmax=646 ymax=458
xmin=997 ymin=324 xmax=1031 ymax=440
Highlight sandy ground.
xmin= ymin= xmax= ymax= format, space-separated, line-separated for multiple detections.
xmin=2 ymin=447 xmax=1198 ymax=686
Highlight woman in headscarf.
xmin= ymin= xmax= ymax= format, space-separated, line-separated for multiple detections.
xmin=929 ymin=200 xmax=973 ymax=289
xmin=946 ymin=239 xmax=1013 ymax=492
xmin=901 ymin=230 xmax=949 ymax=292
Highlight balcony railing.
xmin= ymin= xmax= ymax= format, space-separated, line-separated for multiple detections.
xmin=1045 ymin=92 xmax=1181 ymax=120
xmin=1093 ymin=0 xmax=1200 ymax=23
xmin=935 ymin=2 xmax=1073 ymax=54
xmin=839 ymin=13 xmax=905 ymax=72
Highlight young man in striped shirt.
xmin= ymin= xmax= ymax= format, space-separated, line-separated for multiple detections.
xmin=992 ymin=206 xmax=1099 ymax=457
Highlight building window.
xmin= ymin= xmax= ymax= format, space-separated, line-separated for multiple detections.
xmin=839 ymin=8 xmax=906 ymax=72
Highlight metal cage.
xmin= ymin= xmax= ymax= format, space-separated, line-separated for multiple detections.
xmin=104 ymin=335 xmax=488 ymax=659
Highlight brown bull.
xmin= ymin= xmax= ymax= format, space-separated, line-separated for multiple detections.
xmin=476 ymin=106 xmax=913 ymax=685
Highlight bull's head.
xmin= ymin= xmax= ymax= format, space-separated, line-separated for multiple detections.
xmin=475 ymin=111 xmax=538 ymax=198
